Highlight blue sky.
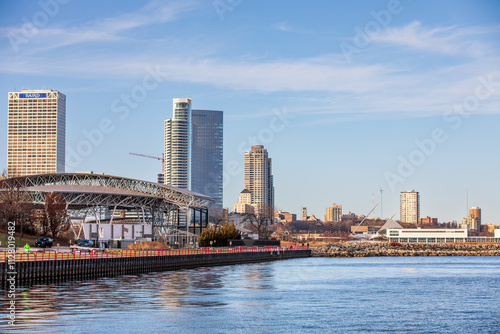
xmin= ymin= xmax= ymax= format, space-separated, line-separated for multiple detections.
xmin=0 ymin=0 xmax=499 ymax=224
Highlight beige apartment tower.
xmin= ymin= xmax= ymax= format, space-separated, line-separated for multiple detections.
xmin=244 ymin=145 xmax=274 ymax=214
xmin=325 ymin=203 xmax=342 ymax=223
xmin=400 ymin=190 xmax=420 ymax=223
xmin=7 ymin=90 xmax=66 ymax=177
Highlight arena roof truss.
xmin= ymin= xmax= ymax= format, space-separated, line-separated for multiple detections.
xmin=0 ymin=173 xmax=216 ymax=211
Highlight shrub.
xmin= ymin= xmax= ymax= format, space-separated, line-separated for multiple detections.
xmin=198 ymin=223 xmax=241 ymax=247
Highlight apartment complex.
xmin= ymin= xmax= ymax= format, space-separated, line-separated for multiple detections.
xmin=244 ymin=145 xmax=274 ymax=214
xmin=164 ymin=98 xmax=191 ymax=189
xmin=7 ymin=90 xmax=66 ymax=177
xmin=400 ymin=190 xmax=420 ymax=223
xmin=325 ymin=203 xmax=342 ymax=223
xmin=462 ymin=206 xmax=482 ymax=231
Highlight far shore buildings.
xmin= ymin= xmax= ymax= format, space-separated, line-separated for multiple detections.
xmin=234 ymin=189 xmax=254 ymax=214
xmin=462 ymin=206 xmax=482 ymax=231
xmin=400 ymin=190 xmax=420 ymax=223
xmin=325 ymin=203 xmax=342 ymax=223
xmin=7 ymin=89 xmax=66 ymax=177
xmin=243 ymin=145 xmax=274 ymax=214
xmin=274 ymin=210 xmax=296 ymax=223
xmin=419 ymin=216 xmax=438 ymax=226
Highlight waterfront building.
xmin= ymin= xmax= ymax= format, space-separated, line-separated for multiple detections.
xmin=244 ymin=145 xmax=274 ymax=214
xmin=164 ymin=98 xmax=191 ymax=189
xmin=7 ymin=89 xmax=66 ymax=177
xmin=495 ymin=229 xmax=500 ymax=238
xmin=400 ymin=190 xmax=420 ymax=223
xmin=387 ymin=228 xmax=468 ymax=243
xmin=325 ymin=203 xmax=342 ymax=223
xmin=191 ymin=109 xmax=223 ymax=207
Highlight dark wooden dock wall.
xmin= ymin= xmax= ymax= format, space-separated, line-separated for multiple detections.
xmin=0 ymin=250 xmax=310 ymax=285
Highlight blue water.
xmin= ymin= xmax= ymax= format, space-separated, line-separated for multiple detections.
xmin=1 ymin=256 xmax=500 ymax=333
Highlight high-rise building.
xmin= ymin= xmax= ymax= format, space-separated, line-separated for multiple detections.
xmin=400 ymin=190 xmax=420 ymax=223
xmin=7 ymin=90 xmax=66 ymax=177
xmin=164 ymin=99 xmax=224 ymax=210
xmin=462 ymin=206 xmax=482 ymax=231
xmin=325 ymin=203 xmax=342 ymax=223
xmin=469 ymin=206 xmax=481 ymax=225
xmin=191 ymin=109 xmax=223 ymax=207
xmin=244 ymin=145 xmax=274 ymax=214
xmin=164 ymin=98 xmax=191 ymax=189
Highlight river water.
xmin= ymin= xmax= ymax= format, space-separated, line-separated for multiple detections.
xmin=1 ymin=256 xmax=500 ymax=333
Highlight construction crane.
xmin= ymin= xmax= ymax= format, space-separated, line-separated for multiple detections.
xmin=129 ymin=153 xmax=165 ymax=184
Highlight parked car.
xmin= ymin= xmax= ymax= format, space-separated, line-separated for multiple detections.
xmin=35 ymin=237 xmax=53 ymax=248
xmin=78 ymin=239 xmax=94 ymax=247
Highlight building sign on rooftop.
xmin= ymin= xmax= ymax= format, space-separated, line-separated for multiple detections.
xmin=19 ymin=93 xmax=47 ymax=99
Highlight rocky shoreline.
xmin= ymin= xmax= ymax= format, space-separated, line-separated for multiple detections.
xmin=312 ymin=242 xmax=500 ymax=257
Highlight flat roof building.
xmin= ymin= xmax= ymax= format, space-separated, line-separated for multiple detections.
xmin=7 ymin=89 xmax=66 ymax=177
xmin=400 ymin=190 xmax=420 ymax=224
xmin=387 ymin=228 xmax=468 ymax=243
xmin=244 ymin=145 xmax=274 ymax=214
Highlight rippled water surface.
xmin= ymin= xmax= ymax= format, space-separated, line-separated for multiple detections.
xmin=1 ymin=256 xmax=500 ymax=333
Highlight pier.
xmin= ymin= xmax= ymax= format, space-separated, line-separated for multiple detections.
xmin=0 ymin=246 xmax=310 ymax=285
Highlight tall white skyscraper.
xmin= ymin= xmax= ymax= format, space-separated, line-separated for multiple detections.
xmin=7 ymin=90 xmax=66 ymax=177
xmin=164 ymin=98 xmax=191 ymax=189
xmin=400 ymin=190 xmax=420 ymax=223
xmin=244 ymin=145 xmax=274 ymax=214
xmin=164 ymin=99 xmax=224 ymax=206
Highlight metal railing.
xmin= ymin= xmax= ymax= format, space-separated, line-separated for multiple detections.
xmin=0 ymin=246 xmax=309 ymax=262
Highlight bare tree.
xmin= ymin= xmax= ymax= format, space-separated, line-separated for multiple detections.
xmin=208 ymin=206 xmax=227 ymax=227
xmin=38 ymin=192 xmax=69 ymax=237
xmin=241 ymin=203 xmax=274 ymax=240
xmin=0 ymin=183 xmax=35 ymax=239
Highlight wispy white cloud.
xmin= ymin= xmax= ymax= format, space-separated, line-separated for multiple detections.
xmin=1 ymin=18 xmax=498 ymax=119
xmin=0 ymin=0 xmax=201 ymax=54
xmin=371 ymin=21 xmax=500 ymax=58
xmin=274 ymin=21 xmax=293 ymax=32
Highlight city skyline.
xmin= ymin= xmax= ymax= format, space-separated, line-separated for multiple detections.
xmin=0 ymin=1 xmax=499 ymax=223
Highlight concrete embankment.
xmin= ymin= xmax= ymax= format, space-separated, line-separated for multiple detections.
xmin=312 ymin=243 xmax=500 ymax=257
xmin=1 ymin=248 xmax=310 ymax=285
